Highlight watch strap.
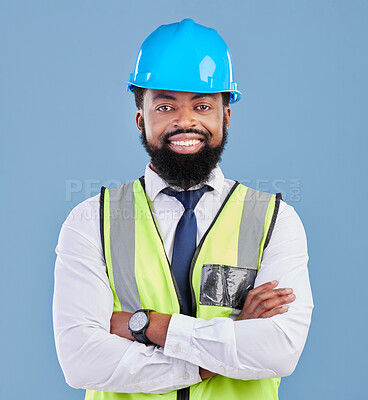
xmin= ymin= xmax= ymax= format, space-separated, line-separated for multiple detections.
xmin=131 ymin=331 xmax=153 ymax=345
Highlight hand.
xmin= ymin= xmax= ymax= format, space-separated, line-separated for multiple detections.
xmin=200 ymin=367 xmax=217 ymax=379
xmin=236 ymin=280 xmax=296 ymax=321
xmin=110 ymin=311 xmax=134 ymax=340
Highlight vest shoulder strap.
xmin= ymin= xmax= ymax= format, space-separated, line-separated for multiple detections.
xmin=236 ymin=184 xmax=282 ymax=268
xmin=100 ymin=186 xmax=107 ymax=263
xmin=263 ymin=192 xmax=282 ymax=250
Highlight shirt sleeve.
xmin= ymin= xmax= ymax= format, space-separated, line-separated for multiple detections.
xmin=53 ymin=195 xmax=201 ymax=394
xmin=164 ymin=200 xmax=314 ymax=380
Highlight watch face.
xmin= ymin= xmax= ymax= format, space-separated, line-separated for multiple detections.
xmin=129 ymin=311 xmax=148 ymax=332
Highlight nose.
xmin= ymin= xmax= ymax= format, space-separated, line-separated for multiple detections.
xmin=172 ymin=106 xmax=197 ymax=130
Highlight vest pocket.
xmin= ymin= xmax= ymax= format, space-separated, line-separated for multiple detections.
xmin=199 ymin=264 xmax=257 ymax=309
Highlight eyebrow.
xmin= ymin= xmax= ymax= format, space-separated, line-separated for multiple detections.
xmin=152 ymin=94 xmax=177 ymax=101
xmin=152 ymin=93 xmax=216 ymax=102
xmin=191 ymin=93 xmax=217 ymax=100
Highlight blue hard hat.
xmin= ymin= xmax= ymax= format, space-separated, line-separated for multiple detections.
xmin=126 ymin=19 xmax=242 ymax=103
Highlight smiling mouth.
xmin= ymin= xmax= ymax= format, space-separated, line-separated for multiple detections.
xmin=167 ymin=136 xmax=205 ymax=154
xmin=170 ymin=139 xmax=202 ymax=147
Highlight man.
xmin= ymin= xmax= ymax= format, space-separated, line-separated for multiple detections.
xmin=53 ymin=19 xmax=313 ymax=400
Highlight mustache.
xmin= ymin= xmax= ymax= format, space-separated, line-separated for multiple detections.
xmin=163 ymin=128 xmax=211 ymax=142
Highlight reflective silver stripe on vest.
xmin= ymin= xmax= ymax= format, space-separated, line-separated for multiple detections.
xmin=237 ymin=187 xmax=273 ymax=269
xmin=228 ymin=187 xmax=273 ymax=320
xmin=109 ymin=182 xmax=142 ymax=312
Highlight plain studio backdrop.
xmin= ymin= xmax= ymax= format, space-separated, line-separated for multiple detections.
xmin=1 ymin=1 xmax=367 ymax=399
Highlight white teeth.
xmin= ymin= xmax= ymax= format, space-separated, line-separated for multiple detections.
xmin=170 ymin=139 xmax=201 ymax=147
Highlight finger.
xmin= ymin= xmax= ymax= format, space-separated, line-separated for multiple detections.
xmin=247 ymin=281 xmax=279 ymax=297
xmin=243 ymin=281 xmax=279 ymax=309
xmin=251 ymin=293 xmax=296 ymax=319
xmin=260 ymin=305 xmax=290 ymax=319
xmin=244 ymin=288 xmax=294 ymax=316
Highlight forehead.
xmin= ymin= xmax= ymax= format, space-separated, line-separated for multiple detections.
xmin=145 ymin=89 xmax=222 ymax=103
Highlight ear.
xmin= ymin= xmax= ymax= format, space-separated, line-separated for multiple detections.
xmin=136 ymin=110 xmax=144 ymax=132
xmin=224 ymin=106 xmax=231 ymax=130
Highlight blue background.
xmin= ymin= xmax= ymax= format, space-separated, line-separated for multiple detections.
xmin=1 ymin=1 xmax=367 ymax=398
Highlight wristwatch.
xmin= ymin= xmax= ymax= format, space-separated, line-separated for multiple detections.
xmin=128 ymin=309 xmax=155 ymax=345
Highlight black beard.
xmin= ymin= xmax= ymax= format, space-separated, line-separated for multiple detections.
xmin=140 ymin=120 xmax=228 ymax=189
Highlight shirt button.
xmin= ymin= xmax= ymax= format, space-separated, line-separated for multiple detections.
xmin=183 ymin=372 xmax=190 ymax=380
xmin=133 ymin=385 xmax=141 ymax=392
xmin=219 ymin=366 xmax=225 ymax=374
xmin=173 ymin=343 xmax=181 ymax=353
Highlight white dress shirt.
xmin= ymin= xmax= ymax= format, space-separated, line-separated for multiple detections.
xmin=53 ymin=164 xmax=313 ymax=394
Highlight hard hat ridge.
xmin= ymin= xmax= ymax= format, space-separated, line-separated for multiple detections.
xmin=126 ymin=18 xmax=242 ymax=103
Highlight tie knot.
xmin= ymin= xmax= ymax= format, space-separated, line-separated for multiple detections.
xmin=162 ymin=186 xmax=213 ymax=210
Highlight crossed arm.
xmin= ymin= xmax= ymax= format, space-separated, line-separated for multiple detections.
xmin=110 ymin=281 xmax=296 ymax=379
xmin=110 ymin=281 xmax=296 ymax=378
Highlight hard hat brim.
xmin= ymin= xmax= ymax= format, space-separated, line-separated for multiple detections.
xmin=125 ymin=82 xmax=242 ymax=104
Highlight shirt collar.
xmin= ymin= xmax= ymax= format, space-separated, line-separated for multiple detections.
xmin=144 ymin=163 xmax=225 ymax=202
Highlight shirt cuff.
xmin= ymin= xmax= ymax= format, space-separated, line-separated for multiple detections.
xmin=164 ymin=313 xmax=196 ymax=360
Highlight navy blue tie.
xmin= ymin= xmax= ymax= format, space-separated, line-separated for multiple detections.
xmin=162 ymin=186 xmax=213 ymax=315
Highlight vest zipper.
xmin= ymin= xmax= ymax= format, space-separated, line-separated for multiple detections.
xmin=177 ymin=387 xmax=190 ymax=400
xmin=189 ymin=181 xmax=240 ymax=317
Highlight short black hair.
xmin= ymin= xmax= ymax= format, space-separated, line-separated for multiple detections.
xmin=134 ymin=86 xmax=146 ymax=110
xmin=133 ymin=86 xmax=230 ymax=110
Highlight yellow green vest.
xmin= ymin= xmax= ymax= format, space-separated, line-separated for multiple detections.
xmin=87 ymin=179 xmax=281 ymax=400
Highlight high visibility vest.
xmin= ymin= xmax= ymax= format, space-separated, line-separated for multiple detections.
xmin=86 ymin=179 xmax=282 ymax=400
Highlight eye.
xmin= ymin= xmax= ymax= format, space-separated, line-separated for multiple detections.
xmin=196 ymin=104 xmax=210 ymax=111
xmin=156 ymin=105 xmax=173 ymax=112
